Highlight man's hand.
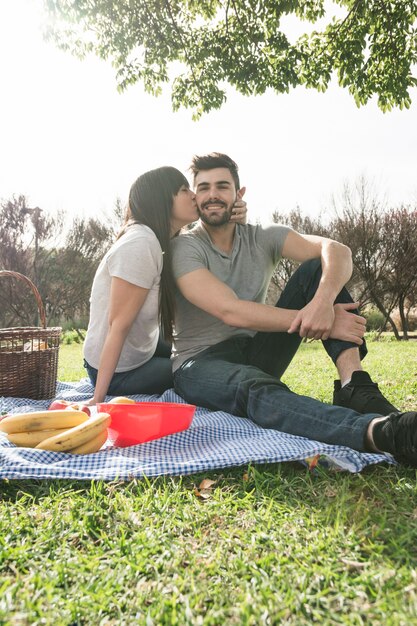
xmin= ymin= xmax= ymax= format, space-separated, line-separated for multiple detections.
xmin=329 ymin=303 xmax=366 ymax=345
xmin=287 ymin=299 xmax=336 ymax=340
xmin=288 ymin=301 xmax=366 ymax=345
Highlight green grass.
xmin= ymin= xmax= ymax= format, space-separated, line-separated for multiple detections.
xmin=58 ymin=341 xmax=84 ymax=382
xmin=1 ymin=340 xmax=417 ymax=624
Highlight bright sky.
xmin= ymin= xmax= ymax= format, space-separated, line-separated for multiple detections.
xmin=1 ymin=0 xmax=416 ymax=225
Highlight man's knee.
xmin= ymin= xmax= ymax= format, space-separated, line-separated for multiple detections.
xmin=281 ymin=257 xmax=322 ymax=300
xmin=296 ymin=257 xmax=322 ymax=279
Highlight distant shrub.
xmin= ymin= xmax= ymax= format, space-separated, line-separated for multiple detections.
xmin=61 ymin=319 xmax=89 ymax=332
xmin=364 ymin=309 xmax=385 ymax=332
xmin=61 ymin=329 xmax=86 ymax=345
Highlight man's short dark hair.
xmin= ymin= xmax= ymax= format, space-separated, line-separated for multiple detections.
xmin=190 ymin=152 xmax=240 ymax=190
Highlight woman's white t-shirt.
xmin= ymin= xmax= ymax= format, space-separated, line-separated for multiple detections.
xmin=83 ymin=224 xmax=163 ymax=372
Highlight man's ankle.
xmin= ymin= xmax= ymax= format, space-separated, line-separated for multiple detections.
xmin=335 ymin=349 xmax=363 ymax=384
xmin=366 ymin=416 xmax=389 ymax=452
xmin=341 ymin=370 xmax=366 ymax=386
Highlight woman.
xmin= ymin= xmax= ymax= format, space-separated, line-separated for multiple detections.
xmin=83 ymin=166 xmax=246 ymax=404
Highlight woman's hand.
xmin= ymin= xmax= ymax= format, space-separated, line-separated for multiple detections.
xmin=230 ymin=199 xmax=248 ymax=224
xmin=82 ymin=397 xmax=98 ymax=407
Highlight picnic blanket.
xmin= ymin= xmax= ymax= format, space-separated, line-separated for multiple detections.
xmin=0 ymin=380 xmax=394 ymax=479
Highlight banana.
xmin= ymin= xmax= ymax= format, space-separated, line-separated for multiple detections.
xmin=7 ymin=429 xmax=69 ymax=447
xmin=70 ymin=429 xmax=108 ymax=455
xmin=111 ymin=396 xmax=136 ymax=404
xmin=35 ymin=412 xmax=111 ymax=452
xmin=0 ymin=410 xmax=90 ymax=434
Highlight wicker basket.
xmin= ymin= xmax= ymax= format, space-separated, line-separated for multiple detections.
xmin=0 ymin=271 xmax=62 ymax=399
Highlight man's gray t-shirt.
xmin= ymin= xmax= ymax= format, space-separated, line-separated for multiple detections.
xmin=171 ymin=222 xmax=291 ymax=370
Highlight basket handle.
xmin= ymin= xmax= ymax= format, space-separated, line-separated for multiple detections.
xmin=0 ymin=270 xmax=47 ymax=329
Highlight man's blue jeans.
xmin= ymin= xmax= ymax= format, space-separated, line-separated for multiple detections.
xmin=85 ymin=337 xmax=173 ymax=396
xmin=173 ymin=259 xmax=379 ymax=451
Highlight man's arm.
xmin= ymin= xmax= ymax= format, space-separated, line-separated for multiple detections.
xmin=176 ymin=270 xmax=365 ymax=345
xmin=176 ymin=230 xmax=365 ymax=344
xmin=177 ymin=268 xmax=298 ymax=331
xmin=282 ymin=231 xmax=353 ymax=340
xmin=281 ymin=230 xmax=352 ymax=294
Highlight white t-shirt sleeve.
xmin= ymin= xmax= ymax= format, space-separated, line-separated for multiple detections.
xmin=107 ymin=235 xmax=162 ymax=289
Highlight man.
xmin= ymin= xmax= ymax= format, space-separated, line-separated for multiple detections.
xmin=171 ymin=153 xmax=417 ymax=467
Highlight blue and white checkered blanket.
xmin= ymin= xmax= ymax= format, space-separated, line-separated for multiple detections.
xmin=0 ymin=380 xmax=394 ymax=479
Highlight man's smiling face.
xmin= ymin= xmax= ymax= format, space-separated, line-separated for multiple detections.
xmin=194 ymin=167 xmax=238 ymax=227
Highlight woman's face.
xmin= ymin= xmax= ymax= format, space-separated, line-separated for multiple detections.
xmin=170 ymin=185 xmax=198 ymax=233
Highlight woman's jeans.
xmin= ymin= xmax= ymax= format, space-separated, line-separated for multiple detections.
xmin=174 ymin=259 xmax=378 ymax=451
xmin=85 ymin=337 xmax=173 ymax=396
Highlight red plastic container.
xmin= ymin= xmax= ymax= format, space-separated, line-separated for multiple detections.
xmin=96 ymin=401 xmax=196 ymax=448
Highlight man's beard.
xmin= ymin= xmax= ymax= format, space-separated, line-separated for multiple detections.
xmin=197 ymin=200 xmax=233 ymax=227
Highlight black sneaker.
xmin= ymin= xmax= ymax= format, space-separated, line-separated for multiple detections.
xmin=333 ymin=371 xmax=398 ymax=416
xmin=372 ymin=412 xmax=417 ymax=467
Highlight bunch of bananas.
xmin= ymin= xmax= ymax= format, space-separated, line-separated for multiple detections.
xmin=0 ymin=409 xmax=110 ymax=454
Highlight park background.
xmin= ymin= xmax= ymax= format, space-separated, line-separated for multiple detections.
xmin=1 ymin=0 xmax=417 ymax=340
xmin=1 ymin=3 xmax=417 ymax=622
xmin=0 ymin=0 xmax=416 ymax=224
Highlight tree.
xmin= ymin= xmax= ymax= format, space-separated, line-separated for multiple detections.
xmin=44 ymin=0 xmax=417 ymax=117
xmin=0 ymin=196 xmax=64 ymax=327
xmin=0 ymin=195 xmax=32 ymax=278
xmin=268 ymin=206 xmax=327 ymax=304
xmin=328 ymin=179 xmax=417 ymax=339
xmin=36 ymin=216 xmax=115 ymax=328
xmin=380 ymin=206 xmax=417 ymax=339
xmin=0 ymin=195 xmax=117 ymax=330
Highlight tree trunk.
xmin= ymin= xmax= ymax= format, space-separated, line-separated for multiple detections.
xmin=398 ymin=294 xmax=409 ymax=340
xmin=74 ymin=327 xmax=86 ymax=341
xmin=371 ymin=292 xmax=401 ymax=340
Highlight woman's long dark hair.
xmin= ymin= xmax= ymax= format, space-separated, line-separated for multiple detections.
xmin=117 ymin=166 xmax=189 ymax=343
